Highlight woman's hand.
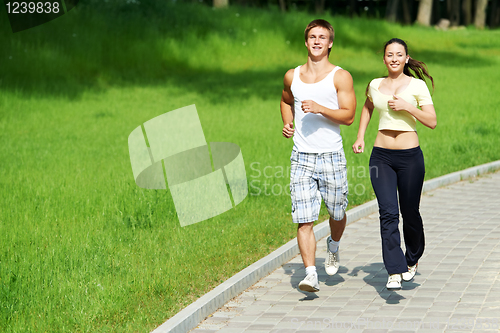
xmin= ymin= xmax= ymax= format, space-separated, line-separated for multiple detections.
xmin=388 ymin=95 xmax=411 ymax=112
xmin=352 ymin=138 xmax=365 ymax=154
xmin=389 ymin=95 xmax=437 ymax=129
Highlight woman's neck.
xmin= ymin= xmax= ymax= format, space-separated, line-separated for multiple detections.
xmin=386 ymin=72 xmax=408 ymax=81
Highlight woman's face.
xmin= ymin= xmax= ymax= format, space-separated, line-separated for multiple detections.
xmin=383 ymin=42 xmax=409 ymax=74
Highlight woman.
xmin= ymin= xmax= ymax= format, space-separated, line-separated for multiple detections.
xmin=352 ymin=38 xmax=437 ymax=290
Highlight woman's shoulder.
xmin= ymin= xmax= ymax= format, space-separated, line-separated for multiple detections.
xmin=410 ymin=77 xmax=428 ymax=85
xmin=367 ymin=77 xmax=384 ymax=89
xmin=409 ymin=77 xmax=431 ymax=91
xmin=369 ymin=77 xmax=384 ymax=85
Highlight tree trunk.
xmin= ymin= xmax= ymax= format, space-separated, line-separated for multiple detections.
xmin=474 ymin=0 xmax=488 ymax=28
xmin=490 ymin=0 xmax=500 ymax=28
xmin=447 ymin=0 xmax=461 ymax=26
xmin=386 ymin=0 xmax=399 ymax=22
xmin=213 ymin=0 xmax=228 ymax=8
xmin=416 ymin=0 xmax=433 ymax=26
xmin=278 ymin=0 xmax=286 ymax=12
xmin=315 ymin=0 xmax=325 ymax=14
xmin=433 ymin=0 xmax=442 ymax=25
xmin=402 ymin=0 xmax=412 ymax=24
xmin=462 ymin=0 xmax=472 ymax=25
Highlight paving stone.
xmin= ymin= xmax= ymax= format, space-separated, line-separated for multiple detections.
xmin=217 ymin=328 xmax=244 ymax=333
xmin=190 ymin=171 xmax=500 ymax=333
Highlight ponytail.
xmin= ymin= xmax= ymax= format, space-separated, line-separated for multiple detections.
xmin=405 ymin=57 xmax=434 ymax=92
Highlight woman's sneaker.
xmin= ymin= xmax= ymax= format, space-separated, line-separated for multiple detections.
xmin=298 ymin=272 xmax=320 ymax=292
xmin=402 ymin=263 xmax=418 ymax=282
xmin=386 ymin=274 xmax=402 ymax=290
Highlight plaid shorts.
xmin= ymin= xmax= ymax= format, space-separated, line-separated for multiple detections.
xmin=290 ymin=149 xmax=348 ymax=223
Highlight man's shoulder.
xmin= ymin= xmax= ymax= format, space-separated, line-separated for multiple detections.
xmin=333 ymin=67 xmax=354 ymax=87
xmin=285 ymin=65 xmax=302 ymax=77
xmin=284 ymin=68 xmax=295 ymax=78
xmin=283 ymin=66 xmax=300 ymax=86
xmin=334 ymin=67 xmax=352 ymax=78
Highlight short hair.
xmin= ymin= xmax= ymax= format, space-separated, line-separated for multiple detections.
xmin=304 ymin=19 xmax=335 ymax=43
xmin=304 ymin=19 xmax=335 ymax=56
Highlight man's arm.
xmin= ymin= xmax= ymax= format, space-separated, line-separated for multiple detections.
xmin=301 ymin=69 xmax=356 ymax=126
xmin=281 ymin=69 xmax=295 ymax=138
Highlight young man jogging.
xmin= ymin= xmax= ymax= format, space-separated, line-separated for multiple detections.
xmin=280 ymin=19 xmax=356 ymax=292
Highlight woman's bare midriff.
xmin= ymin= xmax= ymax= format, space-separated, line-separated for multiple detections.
xmin=374 ymin=130 xmax=419 ymax=150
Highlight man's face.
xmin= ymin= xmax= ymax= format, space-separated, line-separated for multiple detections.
xmin=305 ymin=27 xmax=333 ymax=57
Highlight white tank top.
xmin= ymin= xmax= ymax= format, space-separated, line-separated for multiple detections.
xmin=291 ymin=65 xmax=343 ymax=153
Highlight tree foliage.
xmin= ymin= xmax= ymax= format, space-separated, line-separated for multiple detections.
xmin=202 ymin=0 xmax=499 ymax=29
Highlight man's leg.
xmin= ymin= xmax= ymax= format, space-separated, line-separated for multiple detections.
xmin=325 ymin=214 xmax=345 ymax=275
xmin=290 ymin=150 xmax=321 ymax=291
xmin=297 ymin=221 xmax=320 ymax=292
xmin=329 ymin=214 xmax=346 ymax=242
xmin=321 ymin=150 xmax=349 ymax=275
xmin=297 ymin=222 xmax=316 ymax=267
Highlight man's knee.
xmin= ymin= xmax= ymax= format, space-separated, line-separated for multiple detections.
xmin=329 ymin=211 xmax=346 ymax=222
xmin=297 ymin=221 xmax=314 ymax=232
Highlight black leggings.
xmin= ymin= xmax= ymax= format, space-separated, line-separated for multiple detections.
xmin=369 ymin=146 xmax=425 ymax=274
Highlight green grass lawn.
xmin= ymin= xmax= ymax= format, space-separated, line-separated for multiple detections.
xmin=1 ymin=1 xmax=500 ymax=331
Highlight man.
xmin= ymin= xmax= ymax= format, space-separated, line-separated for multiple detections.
xmin=280 ymin=19 xmax=356 ymax=292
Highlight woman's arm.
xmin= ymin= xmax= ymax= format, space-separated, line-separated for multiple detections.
xmin=352 ymin=97 xmax=375 ymax=153
xmin=389 ymin=96 xmax=437 ymax=129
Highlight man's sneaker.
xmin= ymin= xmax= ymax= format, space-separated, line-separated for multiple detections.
xmin=298 ymin=273 xmax=320 ymax=292
xmin=402 ymin=263 xmax=418 ymax=282
xmin=325 ymin=238 xmax=340 ymax=275
xmin=386 ymin=274 xmax=402 ymax=290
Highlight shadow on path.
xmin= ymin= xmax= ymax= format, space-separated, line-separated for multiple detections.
xmin=349 ymin=262 xmax=420 ymax=304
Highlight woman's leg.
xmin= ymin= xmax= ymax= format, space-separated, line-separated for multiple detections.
xmin=397 ymin=147 xmax=426 ymax=267
xmin=370 ymin=147 xmax=407 ymax=274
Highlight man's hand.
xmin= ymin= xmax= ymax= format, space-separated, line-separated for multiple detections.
xmin=301 ymin=100 xmax=322 ymax=114
xmin=282 ymin=123 xmax=295 ymax=138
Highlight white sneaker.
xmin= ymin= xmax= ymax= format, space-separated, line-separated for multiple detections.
xmin=298 ymin=272 xmax=319 ymax=292
xmin=325 ymin=237 xmax=340 ymax=276
xmin=386 ymin=274 xmax=402 ymax=290
xmin=402 ymin=263 xmax=418 ymax=282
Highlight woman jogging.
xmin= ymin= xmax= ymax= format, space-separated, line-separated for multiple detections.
xmin=352 ymin=38 xmax=437 ymax=290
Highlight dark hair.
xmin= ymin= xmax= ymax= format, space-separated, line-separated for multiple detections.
xmin=366 ymin=38 xmax=434 ymax=97
xmin=304 ymin=19 xmax=335 ymax=56
xmin=384 ymin=38 xmax=434 ymax=91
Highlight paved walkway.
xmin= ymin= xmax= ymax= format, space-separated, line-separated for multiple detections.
xmin=191 ymin=171 xmax=500 ymax=333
